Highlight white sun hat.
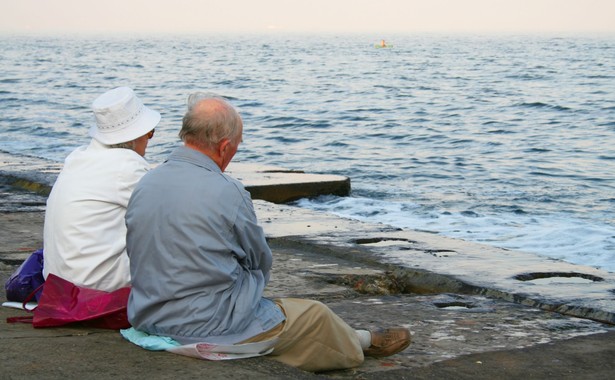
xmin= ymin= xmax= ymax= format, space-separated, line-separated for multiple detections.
xmin=89 ymin=87 xmax=161 ymax=145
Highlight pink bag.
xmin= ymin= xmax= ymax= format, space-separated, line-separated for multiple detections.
xmin=8 ymin=274 xmax=131 ymax=329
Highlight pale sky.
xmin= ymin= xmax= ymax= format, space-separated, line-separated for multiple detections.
xmin=1 ymin=0 xmax=614 ymax=35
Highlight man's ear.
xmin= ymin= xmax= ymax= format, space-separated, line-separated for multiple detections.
xmin=218 ymin=138 xmax=231 ymax=156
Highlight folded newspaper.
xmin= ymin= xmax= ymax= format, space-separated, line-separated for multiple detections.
xmin=2 ymin=301 xmax=37 ymax=311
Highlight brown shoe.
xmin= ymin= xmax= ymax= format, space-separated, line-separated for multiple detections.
xmin=363 ymin=328 xmax=411 ymax=357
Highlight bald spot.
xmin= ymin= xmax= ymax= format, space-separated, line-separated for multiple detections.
xmin=192 ymin=98 xmax=229 ymax=120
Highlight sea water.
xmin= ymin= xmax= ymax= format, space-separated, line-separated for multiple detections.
xmin=0 ymin=33 xmax=614 ymax=271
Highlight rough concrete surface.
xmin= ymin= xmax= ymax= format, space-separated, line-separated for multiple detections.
xmin=1 ymin=155 xmax=615 ymax=379
xmin=1 ymin=208 xmax=615 ymax=379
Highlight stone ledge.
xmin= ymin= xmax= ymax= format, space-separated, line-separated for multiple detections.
xmin=255 ymin=201 xmax=615 ymax=326
xmin=0 ymin=151 xmax=350 ymax=204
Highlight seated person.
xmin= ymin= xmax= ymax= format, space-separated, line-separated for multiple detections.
xmin=43 ymin=86 xmax=160 ymax=292
xmin=125 ymin=93 xmax=411 ymax=372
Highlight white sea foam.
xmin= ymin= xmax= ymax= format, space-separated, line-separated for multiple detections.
xmin=296 ymin=196 xmax=615 ymax=272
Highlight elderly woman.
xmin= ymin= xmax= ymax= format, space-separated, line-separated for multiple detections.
xmin=43 ymin=86 xmax=160 ymax=292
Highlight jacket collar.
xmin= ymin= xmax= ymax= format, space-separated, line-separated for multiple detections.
xmin=167 ymin=145 xmax=221 ymax=173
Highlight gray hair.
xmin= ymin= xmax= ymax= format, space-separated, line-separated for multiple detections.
xmin=109 ymin=141 xmax=136 ymax=150
xmin=179 ymin=92 xmax=242 ymax=150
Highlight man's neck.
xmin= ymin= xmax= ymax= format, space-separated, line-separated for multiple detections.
xmin=184 ymin=142 xmax=224 ymax=171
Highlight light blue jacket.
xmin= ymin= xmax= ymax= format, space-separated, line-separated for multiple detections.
xmin=126 ymin=146 xmax=285 ymax=344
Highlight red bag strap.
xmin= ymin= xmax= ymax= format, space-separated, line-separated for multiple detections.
xmin=22 ymin=282 xmax=45 ymax=312
xmin=6 ymin=315 xmax=34 ymax=324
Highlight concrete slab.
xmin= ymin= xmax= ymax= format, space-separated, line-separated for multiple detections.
xmin=227 ymin=162 xmax=350 ymax=203
xmin=0 ymin=151 xmax=350 ymax=203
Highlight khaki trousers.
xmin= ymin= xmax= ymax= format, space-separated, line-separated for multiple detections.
xmin=243 ymin=298 xmax=364 ymax=372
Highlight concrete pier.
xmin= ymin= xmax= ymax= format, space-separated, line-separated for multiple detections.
xmin=1 ymin=152 xmax=614 ymax=379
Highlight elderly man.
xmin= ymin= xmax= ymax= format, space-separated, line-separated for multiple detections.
xmin=43 ymin=86 xmax=160 ymax=292
xmin=125 ymin=93 xmax=411 ymax=372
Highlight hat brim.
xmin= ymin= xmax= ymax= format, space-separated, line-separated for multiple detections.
xmin=89 ymin=106 xmax=161 ymax=145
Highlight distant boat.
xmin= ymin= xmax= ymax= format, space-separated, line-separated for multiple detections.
xmin=375 ymin=40 xmax=393 ymax=48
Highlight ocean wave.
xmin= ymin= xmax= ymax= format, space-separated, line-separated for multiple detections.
xmin=514 ymin=102 xmax=572 ymax=111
